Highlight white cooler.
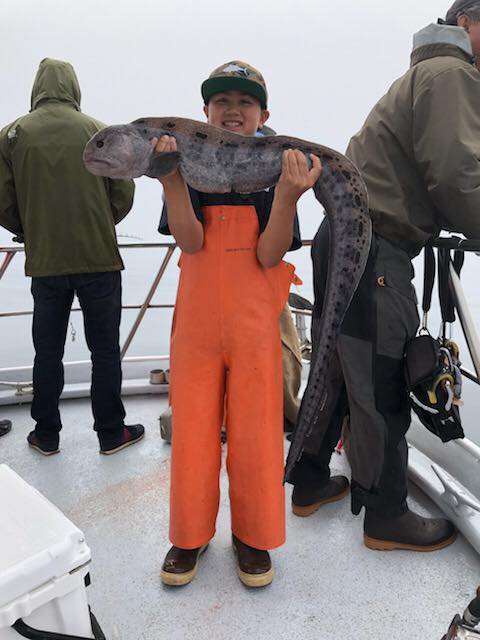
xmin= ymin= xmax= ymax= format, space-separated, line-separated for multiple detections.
xmin=0 ymin=464 xmax=104 ymax=639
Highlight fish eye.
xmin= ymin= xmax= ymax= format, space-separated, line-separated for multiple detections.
xmin=96 ymin=140 xmax=104 ymax=148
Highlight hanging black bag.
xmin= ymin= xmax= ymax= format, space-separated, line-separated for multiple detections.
xmin=404 ymin=244 xmax=464 ymax=443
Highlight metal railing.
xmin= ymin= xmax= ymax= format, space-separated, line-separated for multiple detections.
xmin=0 ymin=239 xmax=314 ymax=393
xmin=0 ymin=239 xmax=315 ymax=393
xmin=1 ymin=236 xmax=479 ymax=393
xmin=0 ymin=242 xmax=180 ymax=392
xmin=430 ymin=236 xmax=480 ymax=386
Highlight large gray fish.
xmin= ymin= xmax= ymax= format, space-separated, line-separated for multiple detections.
xmin=83 ymin=116 xmax=372 ymax=480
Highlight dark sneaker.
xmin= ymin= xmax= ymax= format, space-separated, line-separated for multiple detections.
xmin=160 ymin=544 xmax=208 ymax=586
xmin=99 ymin=424 xmax=145 ymax=455
xmin=232 ymin=534 xmax=273 ymax=588
xmin=364 ymin=508 xmax=457 ymax=552
xmin=0 ymin=419 xmax=12 ymax=437
xmin=292 ymin=475 xmax=350 ymax=517
xmin=27 ymin=431 xmax=60 ymax=456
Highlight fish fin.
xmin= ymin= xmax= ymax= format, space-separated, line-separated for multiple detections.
xmin=145 ymin=151 xmax=181 ymax=179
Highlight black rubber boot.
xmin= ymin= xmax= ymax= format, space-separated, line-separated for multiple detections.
xmin=232 ymin=535 xmax=273 ymax=588
xmin=364 ymin=508 xmax=456 ymax=552
xmin=161 ymin=544 xmax=208 ymax=587
xmin=292 ymin=476 xmax=349 ymax=517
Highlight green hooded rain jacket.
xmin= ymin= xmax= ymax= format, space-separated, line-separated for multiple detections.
xmin=0 ymin=58 xmax=135 ymax=276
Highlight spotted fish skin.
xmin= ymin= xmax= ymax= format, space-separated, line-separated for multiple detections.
xmin=284 ymin=165 xmax=370 ymax=481
xmin=83 ymin=116 xmax=372 ymax=479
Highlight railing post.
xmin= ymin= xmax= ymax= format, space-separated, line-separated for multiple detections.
xmin=120 ymin=246 xmax=176 ymax=360
xmin=294 ymin=313 xmax=307 ymax=343
xmin=0 ymin=251 xmax=15 ymax=281
xmin=449 ymin=262 xmax=480 ymax=379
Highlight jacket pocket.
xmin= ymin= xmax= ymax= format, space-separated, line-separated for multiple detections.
xmin=376 ymin=268 xmax=418 ymax=304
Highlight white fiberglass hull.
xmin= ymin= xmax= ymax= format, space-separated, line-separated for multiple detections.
xmin=407 ymin=419 xmax=480 ymax=555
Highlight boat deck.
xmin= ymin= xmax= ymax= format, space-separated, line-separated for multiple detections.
xmin=2 ymin=393 xmax=480 ymax=640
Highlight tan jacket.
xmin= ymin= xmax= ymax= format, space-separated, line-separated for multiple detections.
xmin=347 ymin=26 xmax=480 ymax=257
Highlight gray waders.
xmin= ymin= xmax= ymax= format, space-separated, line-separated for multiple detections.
xmin=290 ymin=220 xmax=419 ymax=518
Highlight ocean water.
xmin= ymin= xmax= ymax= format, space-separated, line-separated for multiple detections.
xmin=1 ymin=177 xmax=480 ymax=442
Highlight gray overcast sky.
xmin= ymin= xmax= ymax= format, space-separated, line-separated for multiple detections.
xmin=0 ymin=0 xmax=455 ymax=243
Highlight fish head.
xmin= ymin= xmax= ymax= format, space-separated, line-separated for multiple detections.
xmin=83 ymin=124 xmax=153 ymax=179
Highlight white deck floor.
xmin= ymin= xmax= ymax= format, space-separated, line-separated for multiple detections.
xmin=2 ymin=393 xmax=480 ymax=640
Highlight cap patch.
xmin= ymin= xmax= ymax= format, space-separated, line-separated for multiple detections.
xmin=221 ymin=64 xmax=250 ymax=77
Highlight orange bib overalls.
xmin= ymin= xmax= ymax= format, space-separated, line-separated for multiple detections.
xmin=169 ymin=204 xmax=297 ymax=550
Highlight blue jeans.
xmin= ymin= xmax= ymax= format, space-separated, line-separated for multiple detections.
xmin=31 ymin=271 xmax=126 ymax=445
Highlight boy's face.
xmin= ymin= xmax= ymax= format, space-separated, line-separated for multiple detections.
xmin=203 ymin=90 xmax=270 ymax=136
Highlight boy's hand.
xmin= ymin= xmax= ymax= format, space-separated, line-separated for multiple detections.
xmin=150 ymin=135 xmax=183 ymax=185
xmin=276 ymin=150 xmax=322 ymax=205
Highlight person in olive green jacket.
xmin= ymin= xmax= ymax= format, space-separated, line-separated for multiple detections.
xmin=0 ymin=58 xmax=144 ymax=456
xmin=289 ymin=1 xmax=480 ymax=552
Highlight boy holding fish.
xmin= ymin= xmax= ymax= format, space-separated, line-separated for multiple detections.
xmin=156 ymin=61 xmax=322 ymax=587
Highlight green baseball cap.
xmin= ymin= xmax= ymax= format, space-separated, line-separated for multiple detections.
xmin=201 ymin=60 xmax=268 ymax=109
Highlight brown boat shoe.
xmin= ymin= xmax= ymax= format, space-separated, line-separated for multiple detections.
xmin=232 ymin=534 xmax=273 ymax=588
xmin=292 ymin=475 xmax=350 ymax=517
xmin=364 ymin=508 xmax=457 ymax=552
xmin=160 ymin=544 xmax=208 ymax=586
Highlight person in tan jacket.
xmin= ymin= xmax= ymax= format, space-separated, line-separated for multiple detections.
xmin=288 ymin=1 xmax=480 ymax=551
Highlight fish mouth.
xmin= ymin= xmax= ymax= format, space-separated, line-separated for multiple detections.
xmin=83 ymin=149 xmax=107 ymax=164
xmin=83 ymin=154 xmax=116 ymax=176
xmin=83 ymin=150 xmax=114 ymax=175
xmin=84 ymin=157 xmax=130 ymax=179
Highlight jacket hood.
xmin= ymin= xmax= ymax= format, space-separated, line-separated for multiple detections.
xmin=412 ymin=23 xmax=473 ymax=55
xmin=30 ymin=58 xmax=81 ymax=111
